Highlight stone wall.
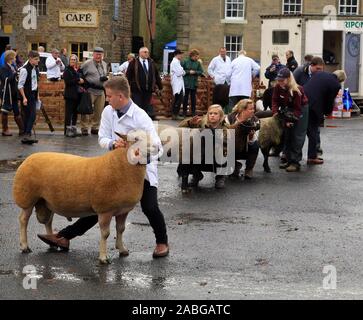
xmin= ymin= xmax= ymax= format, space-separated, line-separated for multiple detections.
xmin=34 ymin=75 xmax=263 ymax=125
xmin=177 ymin=0 xmax=362 ymax=69
xmin=1 ymin=0 xmax=133 ymax=63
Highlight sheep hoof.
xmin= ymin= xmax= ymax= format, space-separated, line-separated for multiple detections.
xmin=119 ymin=250 xmax=129 ymax=258
xmin=21 ymin=247 xmax=32 ymax=254
xmin=99 ymin=257 xmax=112 ymax=265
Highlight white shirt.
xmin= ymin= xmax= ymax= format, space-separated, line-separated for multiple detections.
xmin=208 ymin=55 xmax=232 ymax=85
xmin=18 ymin=67 xmax=38 ymax=91
xmin=170 ymin=57 xmax=185 ymax=95
xmin=228 ymin=55 xmax=260 ymax=97
xmin=118 ymin=61 xmax=129 ymax=73
xmin=98 ymin=101 xmax=162 ymax=188
xmin=45 ymin=56 xmax=65 ymax=79
xmin=139 ymin=58 xmax=149 ymax=72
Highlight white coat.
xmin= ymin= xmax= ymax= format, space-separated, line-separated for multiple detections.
xmin=98 ymin=101 xmax=162 ymax=188
xmin=170 ymin=57 xmax=185 ymax=95
xmin=208 ymin=55 xmax=232 ymax=85
xmin=228 ymin=55 xmax=260 ymax=98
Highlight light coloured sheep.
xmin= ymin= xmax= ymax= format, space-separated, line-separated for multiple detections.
xmin=13 ymin=133 xmax=148 ymax=264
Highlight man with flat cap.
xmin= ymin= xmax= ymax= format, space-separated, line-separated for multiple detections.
xmin=80 ymin=46 xmax=108 ymax=135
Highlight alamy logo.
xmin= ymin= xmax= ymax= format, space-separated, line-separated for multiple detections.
xmin=323 ymin=5 xmax=338 ymax=30
xmin=323 ymin=265 xmax=337 ymax=290
xmin=23 ymin=5 xmax=37 ymax=30
xmin=22 ymin=265 xmax=38 ymax=290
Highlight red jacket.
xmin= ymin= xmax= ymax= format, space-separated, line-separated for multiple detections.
xmin=272 ymin=84 xmax=308 ymax=118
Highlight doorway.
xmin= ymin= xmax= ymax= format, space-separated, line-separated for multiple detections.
xmin=0 ymin=36 xmax=10 ymax=54
xmin=345 ymin=33 xmax=361 ymax=93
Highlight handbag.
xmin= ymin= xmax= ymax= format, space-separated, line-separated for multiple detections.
xmin=77 ymin=91 xmax=93 ymax=115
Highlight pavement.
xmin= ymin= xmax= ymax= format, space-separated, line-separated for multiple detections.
xmin=0 ymin=117 xmax=363 ymax=300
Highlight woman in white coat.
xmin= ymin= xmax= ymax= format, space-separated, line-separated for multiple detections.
xmin=170 ymin=49 xmax=186 ymax=120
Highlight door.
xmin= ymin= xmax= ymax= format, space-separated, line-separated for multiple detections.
xmin=0 ymin=36 xmax=10 ymax=54
xmin=345 ymin=33 xmax=361 ymax=93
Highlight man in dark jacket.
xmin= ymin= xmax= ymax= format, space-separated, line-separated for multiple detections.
xmin=293 ymin=56 xmax=324 ymax=86
xmin=264 ymin=54 xmax=285 ymax=87
xmin=294 ymin=56 xmax=325 ymax=155
xmin=0 ymin=50 xmax=24 ymax=136
xmin=18 ymin=50 xmax=40 ymax=144
xmin=304 ymin=70 xmax=346 ymax=164
xmin=285 ymin=50 xmax=298 ymax=72
xmin=126 ymin=46 xmax=162 ymax=120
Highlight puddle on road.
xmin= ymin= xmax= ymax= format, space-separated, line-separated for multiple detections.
xmin=0 ymin=158 xmax=25 ymax=173
xmin=176 ymin=213 xmax=250 ymax=225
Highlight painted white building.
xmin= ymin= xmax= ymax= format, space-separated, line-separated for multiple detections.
xmin=261 ymin=14 xmax=363 ymax=96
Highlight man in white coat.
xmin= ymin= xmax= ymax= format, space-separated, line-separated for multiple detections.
xmin=208 ymin=47 xmax=231 ymax=86
xmin=228 ymin=50 xmax=260 ymax=111
xmin=208 ymin=47 xmax=232 ymax=112
xmin=37 ymin=76 xmax=170 ymax=258
xmin=170 ymin=49 xmax=186 ymax=120
xmin=46 ymin=48 xmax=65 ymax=81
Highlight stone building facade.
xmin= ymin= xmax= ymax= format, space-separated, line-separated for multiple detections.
xmin=0 ymin=0 xmax=135 ymax=63
xmin=177 ymin=0 xmax=363 ymax=66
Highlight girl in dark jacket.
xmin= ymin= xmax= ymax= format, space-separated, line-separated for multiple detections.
xmin=63 ymin=54 xmax=84 ymax=137
xmin=0 ymin=50 xmax=24 ymax=136
xmin=272 ymin=68 xmax=308 ymax=172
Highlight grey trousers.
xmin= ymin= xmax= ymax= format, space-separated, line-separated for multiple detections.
xmin=285 ymin=104 xmax=309 ymax=165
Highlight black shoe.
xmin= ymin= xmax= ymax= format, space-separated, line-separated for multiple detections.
xmin=231 ymin=162 xmax=242 ymax=178
xmin=21 ymin=137 xmax=37 ymax=145
xmin=215 ymin=176 xmax=226 ymax=189
xmin=81 ymin=129 xmax=89 ymax=136
xmin=91 ymin=129 xmax=99 ymax=135
xmin=279 ymin=162 xmax=289 ymax=169
xmin=189 ymin=172 xmax=204 ymax=187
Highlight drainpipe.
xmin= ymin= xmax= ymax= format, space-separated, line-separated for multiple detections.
xmin=301 ymin=17 xmax=307 ymax=64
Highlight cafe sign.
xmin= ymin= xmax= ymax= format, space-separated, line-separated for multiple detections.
xmin=59 ymin=9 xmax=98 ymax=28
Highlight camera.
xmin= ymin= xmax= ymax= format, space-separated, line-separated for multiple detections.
xmin=99 ymin=76 xmax=108 ymax=82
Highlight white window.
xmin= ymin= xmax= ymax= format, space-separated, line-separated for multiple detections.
xmin=339 ymin=0 xmax=359 ymax=15
xmin=225 ymin=0 xmax=245 ymax=19
xmin=224 ymin=35 xmax=242 ymax=60
xmin=30 ymin=0 xmax=47 ymax=16
xmin=283 ymin=0 xmax=303 ymax=14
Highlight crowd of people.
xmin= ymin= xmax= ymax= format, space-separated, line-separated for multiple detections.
xmin=0 ymin=43 xmax=350 ymax=259
xmin=0 ymin=44 xmax=347 ymax=174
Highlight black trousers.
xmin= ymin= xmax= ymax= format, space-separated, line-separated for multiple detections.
xmin=172 ymin=91 xmax=184 ymax=116
xmin=307 ymin=111 xmax=321 ymax=159
xmin=64 ymin=98 xmax=79 ymax=134
xmin=22 ymin=91 xmax=37 ymax=135
xmin=58 ymin=180 xmax=168 ymax=245
xmin=132 ymin=90 xmax=152 ymax=111
xmin=183 ymin=88 xmax=197 ymax=116
xmin=235 ymin=140 xmax=260 ymax=170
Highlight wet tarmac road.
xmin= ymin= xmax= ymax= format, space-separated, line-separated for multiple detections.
xmin=0 ymin=118 xmax=363 ymax=300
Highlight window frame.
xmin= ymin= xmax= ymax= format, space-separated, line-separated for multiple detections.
xmin=282 ymin=0 xmax=303 ymax=15
xmin=29 ymin=0 xmax=47 ymax=16
xmin=272 ymin=30 xmax=290 ymax=45
xmin=339 ymin=0 xmax=359 ymax=15
xmin=224 ymin=0 xmax=246 ymax=20
xmin=30 ymin=42 xmax=47 ymax=52
xmin=224 ymin=35 xmax=243 ymax=61
xmin=70 ymin=42 xmax=88 ymax=61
